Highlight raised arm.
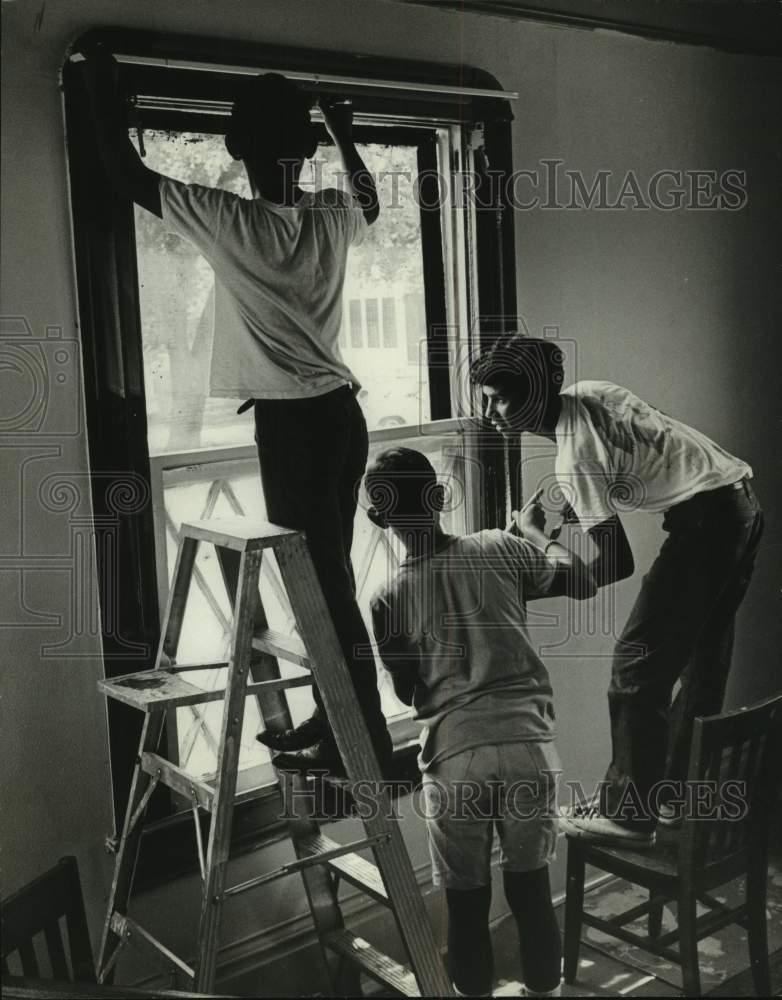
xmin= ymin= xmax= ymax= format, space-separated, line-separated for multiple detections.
xmin=319 ymin=99 xmax=379 ymax=225
xmin=79 ymin=43 xmax=162 ymax=218
xmin=511 ymin=500 xmax=633 ymax=593
xmin=512 ymin=500 xmax=596 ymax=600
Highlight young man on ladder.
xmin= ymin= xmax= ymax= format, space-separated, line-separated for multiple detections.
xmin=81 ymin=44 xmax=392 ymax=775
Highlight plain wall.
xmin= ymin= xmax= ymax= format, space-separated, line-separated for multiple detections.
xmin=2 ymin=0 xmax=780 ymax=990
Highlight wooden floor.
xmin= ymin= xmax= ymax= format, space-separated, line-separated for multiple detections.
xmin=488 ymin=859 xmax=782 ymax=998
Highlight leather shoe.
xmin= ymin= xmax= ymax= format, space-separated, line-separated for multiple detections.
xmin=256 ymin=714 xmax=326 ymax=752
xmin=273 ymin=730 xmax=394 ymax=778
xmin=272 ymin=738 xmax=345 ymax=777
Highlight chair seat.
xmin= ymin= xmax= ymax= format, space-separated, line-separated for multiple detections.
xmin=572 ymin=825 xmax=681 ymax=882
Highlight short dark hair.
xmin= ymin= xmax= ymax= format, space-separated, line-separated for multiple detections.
xmin=469 ymin=334 xmax=565 ymax=402
xmin=364 ymin=448 xmax=440 ymax=522
xmin=226 ymin=73 xmax=315 ymax=162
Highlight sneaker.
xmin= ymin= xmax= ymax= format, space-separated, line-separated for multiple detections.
xmin=559 ymin=800 xmax=601 ymax=821
xmin=657 ymin=802 xmax=683 ymax=828
xmin=559 ymin=813 xmax=656 ymax=848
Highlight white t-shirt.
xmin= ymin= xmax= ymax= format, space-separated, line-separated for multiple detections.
xmin=370 ymin=529 xmax=558 ymax=770
xmin=159 ymin=177 xmax=366 ymax=399
xmin=555 ymin=381 xmax=752 ymax=525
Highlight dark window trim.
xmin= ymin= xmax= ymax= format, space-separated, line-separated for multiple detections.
xmin=62 ymin=27 xmax=517 ymax=887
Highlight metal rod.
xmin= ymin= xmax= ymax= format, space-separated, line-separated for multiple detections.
xmin=96 ymin=932 xmax=128 ymax=984
xmin=114 ymin=53 xmax=519 ymax=100
xmin=126 ymin=772 xmax=159 ymax=838
xmin=191 ymin=797 xmax=207 ymax=883
xmin=120 ymin=915 xmax=195 ymax=980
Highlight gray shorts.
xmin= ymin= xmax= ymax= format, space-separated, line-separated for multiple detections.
xmin=422 ymin=741 xmax=560 ymax=890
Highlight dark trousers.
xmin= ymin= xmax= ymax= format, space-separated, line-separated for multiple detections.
xmin=604 ymin=479 xmax=763 ymax=829
xmin=254 ymin=386 xmax=386 ymax=737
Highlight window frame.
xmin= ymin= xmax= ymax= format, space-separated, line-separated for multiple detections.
xmin=63 ymin=27 xmax=517 ymax=887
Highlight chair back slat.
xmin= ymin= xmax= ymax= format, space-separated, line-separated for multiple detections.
xmin=680 ymin=693 xmax=782 ymax=870
xmin=17 ymin=941 xmax=39 ymax=978
xmin=0 ymin=856 xmax=95 ymax=984
xmin=44 ymin=920 xmax=70 ymax=980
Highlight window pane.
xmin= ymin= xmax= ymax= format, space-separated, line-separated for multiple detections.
xmin=306 ymin=141 xmax=432 ymax=430
xmin=157 ymin=425 xmax=468 ymax=775
xmin=135 ymin=131 xmax=437 ymax=455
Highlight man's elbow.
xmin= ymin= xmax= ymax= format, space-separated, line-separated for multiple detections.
xmin=569 ymin=568 xmax=598 ymax=601
xmin=599 ymin=550 xmax=634 ymax=587
xmin=615 ymin=548 xmax=635 ymax=582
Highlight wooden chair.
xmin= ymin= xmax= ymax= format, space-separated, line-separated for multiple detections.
xmin=1 ymin=856 xmax=95 ymax=984
xmin=563 ymin=692 xmax=782 ymax=998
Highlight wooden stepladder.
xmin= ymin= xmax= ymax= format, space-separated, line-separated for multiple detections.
xmin=96 ymin=517 xmax=451 ymax=996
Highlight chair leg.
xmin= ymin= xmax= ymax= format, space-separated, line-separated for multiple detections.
xmin=648 ymin=891 xmax=664 ymax=939
xmin=746 ymin=848 xmax=771 ymax=998
xmin=563 ymin=842 xmax=586 ymax=985
xmin=678 ymin=889 xmax=701 ymax=998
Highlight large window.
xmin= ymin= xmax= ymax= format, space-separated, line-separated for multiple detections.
xmin=136 ymin=121 xmax=472 ymax=783
xmin=64 ymin=30 xmax=516 ymax=841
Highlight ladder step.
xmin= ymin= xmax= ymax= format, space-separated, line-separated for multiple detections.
xmin=182 ymin=517 xmax=299 ymax=552
xmin=99 ymin=669 xmax=311 ymax=712
xmin=308 ymin=834 xmax=390 ymax=906
xmin=224 ymin=832 xmax=388 ymax=898
xmin=141 ymin=753 xmax=216 ymax=811
xmin=253 ymin=627 xmax=310 ymax=667
xmin=322 ymin=929 xmax=420 ymax=997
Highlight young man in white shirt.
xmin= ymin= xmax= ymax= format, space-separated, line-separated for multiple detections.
xmin=82 ymin=45 xmax=391 ymax=773
xmin=366 ymin=447 xmax=596 ymax=998
xmin=470 ymin=334 xmax=764 ymax=847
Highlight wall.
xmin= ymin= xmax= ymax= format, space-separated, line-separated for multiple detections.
xmin=2 ymin=0 xmax=780 ymax=991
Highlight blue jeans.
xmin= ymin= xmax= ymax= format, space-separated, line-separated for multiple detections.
xmin=604 ymin=479 xmax=763 ymax=829
xmin=254 ymin=386 xmax=387 ymax=739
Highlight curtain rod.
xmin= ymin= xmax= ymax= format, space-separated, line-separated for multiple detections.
xmin=112 ymin=53 xmax=518 ymax=101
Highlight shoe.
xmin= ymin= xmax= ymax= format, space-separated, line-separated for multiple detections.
xmin=256 ymin=714 xmax=326 ymax=752
xmin=657 ymin=802 xmax=683 ymax=828
xmin=273 ymin=738 xmax=346 ymax=777
xmin=560 ymin=800 xmax=601 ymax=820
xmin=559 ymin=812 xmax=656 ymax=848
xmin=273 ymin=729 xmax=394 ymax=779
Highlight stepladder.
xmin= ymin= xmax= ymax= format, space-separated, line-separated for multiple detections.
xmin=96 ymin=517 xmax=451 ymax=996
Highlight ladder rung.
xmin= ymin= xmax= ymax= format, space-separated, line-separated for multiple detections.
xmin=306 ymin=834 xmax=389 ymax=906
xmin=141 ymin=753 xmax=215 ymax=811
xmin=223 ymin=831 xmax=388 ymax=897
xmin=99 ymin=669 xmax=311 ymax=712
xmin=253 ymin=628 xmax=310 ymax=667
xmin=322 ymin=929 xmax=420 ymax=997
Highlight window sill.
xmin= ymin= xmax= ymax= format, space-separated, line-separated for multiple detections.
xmin=133 ymin=718 xmax=422 ymax=893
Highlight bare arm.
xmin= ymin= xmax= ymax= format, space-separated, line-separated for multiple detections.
xmin=79 ymin=44 xmax=162 ymax=217
xmin=319 ymin=99 xmax=379 ymax=225
xmin=511 ymin=501 xmax=596 ymax=600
